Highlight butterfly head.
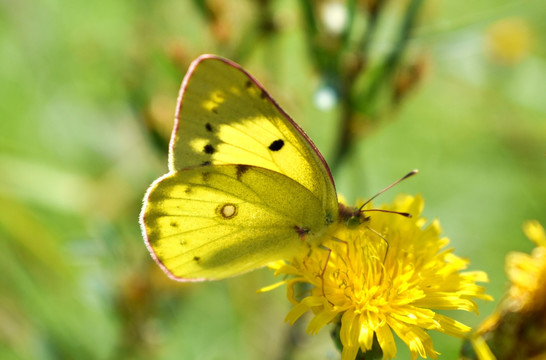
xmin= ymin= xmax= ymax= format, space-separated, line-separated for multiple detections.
xmin=338 ymin=203 xmax=370 ymax=229
xmin=338 ymin=169 xmax=418 ymax=229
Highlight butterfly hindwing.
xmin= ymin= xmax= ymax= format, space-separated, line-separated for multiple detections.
xmin=142 ymin=165 xmax=332 ymax=280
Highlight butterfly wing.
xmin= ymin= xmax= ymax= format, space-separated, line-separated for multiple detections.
xmin=169 ymin=55 xmax=338 ymax=221
xmin=141 ymin=165 xmax=332 ymax=281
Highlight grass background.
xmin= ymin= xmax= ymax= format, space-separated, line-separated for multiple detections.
xmin=1 ymin=0 xmax=544 ymax=359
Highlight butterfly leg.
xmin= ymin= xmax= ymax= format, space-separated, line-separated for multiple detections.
xmin=318 ymin=236 xmax=348 ymax=307
xmin=318 ymin=245 xmax=333 ymax=306
xmin=366 ymin=226 xmax=389 ymax=264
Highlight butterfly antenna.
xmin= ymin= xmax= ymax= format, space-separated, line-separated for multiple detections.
xmin=361 ymin=209 xmax=412 ymax=217
xmin=358 ymin=169 xmax=419 ymax=214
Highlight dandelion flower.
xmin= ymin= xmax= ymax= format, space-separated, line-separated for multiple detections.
xmin=271 ymin=194 xmax=491 ymax=360
xmin=466 ymin=221 xmax=546 ymax=360
xmin=506 ymin=220 xmax=546 ymax=312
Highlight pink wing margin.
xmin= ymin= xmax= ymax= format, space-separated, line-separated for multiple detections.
xmin=140 ymin=173 xmax=208 ymax=282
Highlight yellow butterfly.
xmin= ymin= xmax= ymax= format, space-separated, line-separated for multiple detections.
xmin=140 ymin=54 xmax=340 ymax=281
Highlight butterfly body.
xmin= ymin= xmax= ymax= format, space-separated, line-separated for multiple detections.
xmin=141 ymin=55 xmax=339 ymax=281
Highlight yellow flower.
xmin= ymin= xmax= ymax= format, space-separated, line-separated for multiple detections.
xmin=485 ymin=18 xmax=533 ymax=65
xmin=506 ymin=221 xmax=546 ymax=312
xmin=270 ymin=194 xmax=491 ymax=360
xmin=466 ymin=221 xmax=546 ymax=360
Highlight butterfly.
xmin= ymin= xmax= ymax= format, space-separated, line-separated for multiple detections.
xmin=140 ymin=54 xmax=343 ymax=281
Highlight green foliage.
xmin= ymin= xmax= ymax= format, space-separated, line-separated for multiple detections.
xmin=1 ymin=0 xmax=544 ymax=359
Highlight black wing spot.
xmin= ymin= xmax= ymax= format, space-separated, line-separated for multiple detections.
xmin=170 ymin=221 xmax=177 ymax=228
xmin=260 ymin=90 xmax=267 ymax=99
xmin=217 ymin=203 xmax=237 ymax=219
xmin=268 ymin=139 xmax=284 ymax=151
xmin=245 ymin=80 xmax=252 ymax=88
xmin=201 ymin=161 xmax=211 ymax=166
xmin=184 ymin=186 xmax=192 ymax=194
xmin=211 ymin=106 xmax=218 ymax=114
xmin=204 ymin=144 xmax=215 ymax=154
xmin=202 ymin=171 xmax=211 ymax=182
xmin=193 ymin=256 xmax=201 ymax=262
xmin=236 ymin=164 xmax=249 ymax=180
xmin=205 ymin=123 xmax=213 ymax=132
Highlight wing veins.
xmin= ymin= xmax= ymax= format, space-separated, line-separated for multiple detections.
xmin=186 ymin=173 xmax=301 ymax=221
xmin=220 ymin=117 xmax=313 ymax=175
xmin=218 ymin=122 xmax=277 ymax=163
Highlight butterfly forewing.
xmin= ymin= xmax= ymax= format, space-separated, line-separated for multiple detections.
xmin=169 ymin=55 xmax=338 ymax=220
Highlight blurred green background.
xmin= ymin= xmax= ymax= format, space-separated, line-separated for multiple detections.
xmin=1 ymin=0 xmax=544 ymax=359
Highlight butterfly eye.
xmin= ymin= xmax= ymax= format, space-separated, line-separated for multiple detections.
xmin=347 ymin=214 xmax=366 ymax=229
